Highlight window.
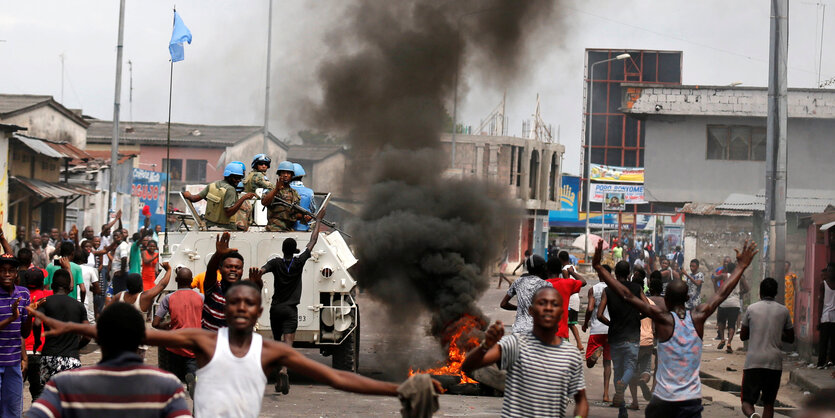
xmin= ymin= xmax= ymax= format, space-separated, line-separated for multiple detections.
xmin=162 ymin=159 xmax=183 ymax=181
xmin=186 ymin=160 xmax=207 ymax=183
xmin=706 ymin=125 xmax=766 ymax=161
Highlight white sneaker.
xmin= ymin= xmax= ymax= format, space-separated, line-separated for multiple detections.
xmin=749 ymin=413 xmax=762 ymax=418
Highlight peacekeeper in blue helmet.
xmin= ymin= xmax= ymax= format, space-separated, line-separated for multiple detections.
xmin=183 ymin=161 xmax=257 ymax=230
xmin=289 ymin=163 xmax=316 ymax=232
xmin=244 ymin=154 xmax=274 ymax=193
xmin=261 ymin=161 xmax=309 ymax=232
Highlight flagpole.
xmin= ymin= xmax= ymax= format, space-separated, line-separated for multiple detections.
xmin=108 ymin=0 xmax=126 ymax=216
xmin=163 ymin=9 xmax=175 ymax=256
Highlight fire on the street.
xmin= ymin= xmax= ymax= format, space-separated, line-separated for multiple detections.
xmin=409 ymin=314 xmax=486 ymax=384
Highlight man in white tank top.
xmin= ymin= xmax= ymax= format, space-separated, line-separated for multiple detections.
xmin=30 ymin=280 xmax=443 ymax=418
xmin=582 ymin=267 xmax=612 ymax=403
xmin=592 ymin=239 xmax=758 ymax=417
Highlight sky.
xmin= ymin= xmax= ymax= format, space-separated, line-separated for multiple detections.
xmin=0 ymin=1 xmax=829 ymax=175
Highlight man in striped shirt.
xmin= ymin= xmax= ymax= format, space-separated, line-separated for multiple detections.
xmin=0 ymin=252 xmax=31 ymax=418
xmin=27 ymin=302 xmax=191 ymax=418
xmin=201 ymin=232 xmax=263 ymax=332
xmin=463 ymin=286 xmax=589 ymax=418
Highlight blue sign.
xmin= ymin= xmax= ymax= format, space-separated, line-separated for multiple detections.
xmin=549 ymin=176 xmax=580 ymax=225
xmin=131 ymin=168 xmax=168 ymax=229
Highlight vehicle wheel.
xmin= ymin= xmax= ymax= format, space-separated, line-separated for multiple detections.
xmin=332 ymin=309 xmax=359 ymax=372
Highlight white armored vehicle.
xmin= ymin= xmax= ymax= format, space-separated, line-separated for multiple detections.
xmin=161 ymin=193 xmax=361 ymax=371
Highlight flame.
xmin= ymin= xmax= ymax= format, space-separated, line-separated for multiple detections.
xmin=409 ymin=314 xmax=485 ymax=385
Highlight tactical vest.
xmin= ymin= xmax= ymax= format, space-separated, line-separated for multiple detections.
xmin=243 ymin=172 xmax=256 ymax=193
xmin=204 ymin=182 xmax=231 ymax=224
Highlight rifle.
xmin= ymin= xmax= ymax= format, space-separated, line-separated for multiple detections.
xmin=270 ymin=193 xmax=351 ymax=237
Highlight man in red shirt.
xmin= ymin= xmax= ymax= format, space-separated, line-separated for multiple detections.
xmin=152 ymin=266 xmax=203 ymax=398
xmin=22 ymin=268 xmax=52 ymax=400
xmin=546 ymin=258 xmax=586 ymax=342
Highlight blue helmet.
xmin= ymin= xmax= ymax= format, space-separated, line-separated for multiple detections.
xmin=251 ymin=154 xmax=271 ymax=169
xmin=292 ymin=163 xmax=306 ymax=177
xmin=276 ymin=160 xmax=294 ymax=174
xmin=223 ymin=161 xmax=245 ymax=177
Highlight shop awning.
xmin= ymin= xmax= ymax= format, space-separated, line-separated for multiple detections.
xmin=10 ymin=176 xmax=97 ymax=199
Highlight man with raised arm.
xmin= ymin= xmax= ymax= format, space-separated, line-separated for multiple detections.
xmin=260 ymin=211 xmax=324 ymax=394
xmin=592 ymin=239 xmax=758 ymax=418
xmin=28 ymin=282 xmax=442 ymax=418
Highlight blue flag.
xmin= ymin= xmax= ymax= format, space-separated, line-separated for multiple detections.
xmin=169 ymin=11 xmax=192 ymax=62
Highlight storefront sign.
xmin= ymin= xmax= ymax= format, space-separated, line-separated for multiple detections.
xmin=591 ymin=183 xmax=646 ymax=205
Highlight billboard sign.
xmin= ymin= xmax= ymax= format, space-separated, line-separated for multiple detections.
xmin=591 ymin=183 xmax=646 ymax=205
xmin=590 ymin=163 xmax=644 ymax=183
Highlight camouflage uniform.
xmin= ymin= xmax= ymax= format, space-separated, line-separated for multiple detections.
xmin=266 ymin=186 xmax=301 ymax=232
xmin=243 ymin=171 xmax=274 ymax=193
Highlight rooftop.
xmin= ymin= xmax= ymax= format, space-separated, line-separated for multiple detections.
xmin=86 ymin=120 xmax=280 ymax=148
xmin=714 ymin=189 xmax=835 ymax=214
xmin=0 ymin=94 xmax=89 ymax=127
xmin=621 ymin=84 xmax=835 ymax=119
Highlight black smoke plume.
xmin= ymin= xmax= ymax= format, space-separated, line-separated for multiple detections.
xmin=312 ymin=0 xmax=554 ymax=340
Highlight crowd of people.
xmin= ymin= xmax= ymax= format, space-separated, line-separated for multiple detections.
xmin=0 ymin=151 xmax=829 ymax=417
xmin=0 ymin=153 xmax=450 ymax=418
xmin=465 ymin=239 xmax=821 ymax=418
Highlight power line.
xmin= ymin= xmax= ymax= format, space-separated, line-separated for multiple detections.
xmin=567 ymin=6 xmax=819 ymax=78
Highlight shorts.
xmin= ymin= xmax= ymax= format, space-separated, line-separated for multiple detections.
xmin=568 ymin=309 xmax=579 ymax=325
xmin=40 ymin=355 xmax=82 ymax=385
xmin=585 ymin=334 xmax=611 ymax=361
xmin=717 ymin=307 xmax=739 ymax=329
xmin=741 ymin=368 xmax=782 ymax=406
xmin=270 ymin=304 xmax=298 ymax=340
xmin=645 ymin=397 xmax=703 ymax=418
xmin=637 ymin=345 xmax=653 ymax=376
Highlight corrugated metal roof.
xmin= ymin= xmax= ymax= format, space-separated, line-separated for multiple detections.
xmin=14 ymin=134 xmax=64 ymax=158
xmin=10 ymin=176 xmax=97 ymax=199
xmin=13 ymin=134 xmax=93 ymax=161
xmin=86 ymin=120 xmax=264 ymax=147
xmin=48 ymin=141 xmax=92 ymax=161
xmin=717 ymin=190 xmax=835 ymax=214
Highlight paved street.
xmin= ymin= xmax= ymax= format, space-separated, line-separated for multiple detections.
xmin=22 ymin=279 xmax=806 ymax=416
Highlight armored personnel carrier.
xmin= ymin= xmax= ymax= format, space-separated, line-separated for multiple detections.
xmin=160 ymin=193 xmax=360 ymax=371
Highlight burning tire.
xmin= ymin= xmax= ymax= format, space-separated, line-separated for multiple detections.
xmin=332 ymin=308 xmax=360 ymax=372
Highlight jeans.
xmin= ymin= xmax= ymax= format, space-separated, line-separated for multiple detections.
xmin=610 ymin=340 xmax=639 ymax=417
xmin=819 ymin=322 xmax=835 ymax=366
xmin=0 ymin=365 xmax=23 ymax=418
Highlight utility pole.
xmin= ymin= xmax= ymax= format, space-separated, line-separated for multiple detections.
xmin=262 ymin=0 xmax=273 ymax=153
xmin=109 ymin=0 xmax=126 ymax=215
xmin=59 ymin=53 xmax=65 ymax=103
xmin=764 ymin=0 xmax=788 ymax=296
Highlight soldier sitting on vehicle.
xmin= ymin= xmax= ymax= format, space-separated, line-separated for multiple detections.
xmin=244 ymin=154 xmax=274 ymax=194
xmin=182 ymin=161 xmax=257 ymax=230
xmin=290 ymin=163 xmax=315 ymax=232
xmin=261 ymin=161 xmax=310 ymax=232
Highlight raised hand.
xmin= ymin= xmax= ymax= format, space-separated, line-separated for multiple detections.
xmin=248 ymin=267 xmax=262 ymax=283
xmin=215 ymin=232 xmax=237 ymax=255
xmin=735 ymin=240 xmax=758 ymax=269
xmin=592 ymin=239 xmax=604 ymax=267
xmin=115 ymin=209 xmax=122 ymax=219
xmin=482 ymin=321 xmax=504 ymax=350
xmin=59 ymin=256 xmax=71 ymax=271
xmin=161 ymin=262 xmax=171 ymax=271
xmin=430 ymin=378 xmax=445 ymax=394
